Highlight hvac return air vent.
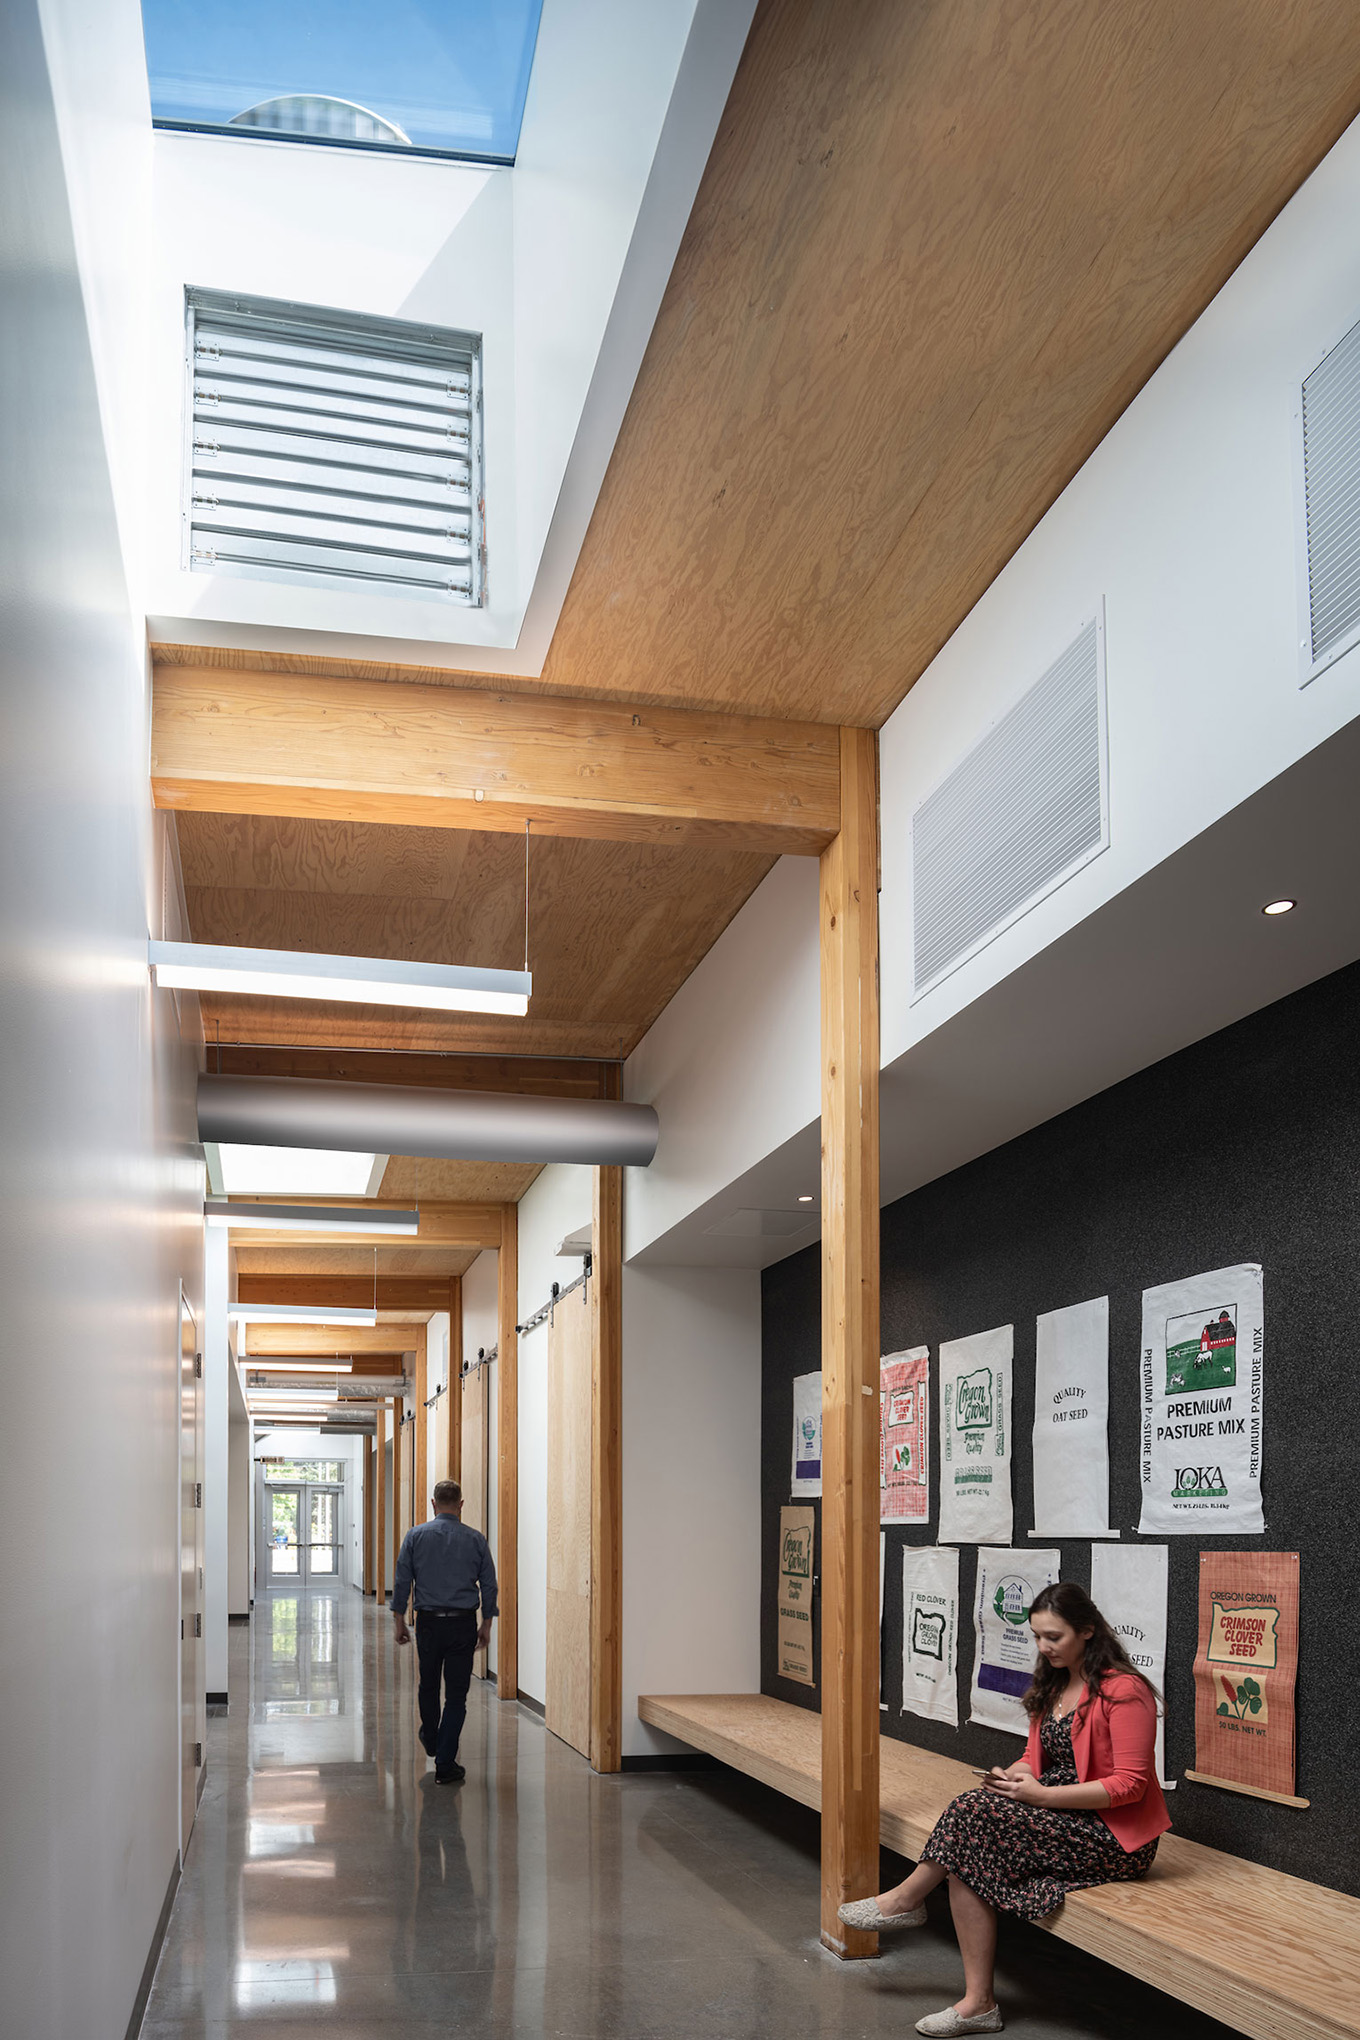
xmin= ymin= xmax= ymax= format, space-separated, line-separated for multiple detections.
xmin=184 ymin=287 xmax=483 ymax=602
xmin=911 ymin=612 xmax=1108 ymax=998
xmin=1298 ymin=314 xmax=1360 ymax=681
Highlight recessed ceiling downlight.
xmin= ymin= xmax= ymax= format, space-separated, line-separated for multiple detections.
xmin=1262 ymin=899 xmax=1297 ymax=916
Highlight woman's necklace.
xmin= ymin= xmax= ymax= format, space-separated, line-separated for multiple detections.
xmin=1053 ymin=1680 xmax=1084 ymax=1720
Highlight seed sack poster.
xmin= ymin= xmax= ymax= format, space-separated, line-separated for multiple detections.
xmin=790 ymin=1370 xmax=822 ymax=1498
xmin=970 ymin=1547 xmax=1060 ymax=1733
xmin=1189 ymin=1551 xmax=1301 ymax=1801
xmin=881 ymin=1346 xmax=929 ymax=1524
xmin=939 ymin=1325 xmax=1013 ymax=1543
xmin=777 ymin=1505 xmax=816 ymax=1686
xmin=1138 ymin=1265 xmax=1264 ymax=1535
xmin=902 ymin=1546 xmax=960 ymax=1726
xmin=1031 ymin=1296 xmax=1112 ymax=1537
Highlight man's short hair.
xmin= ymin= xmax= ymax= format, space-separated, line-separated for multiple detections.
xmin=432 ymin=1479 xmax=463 ymax=1508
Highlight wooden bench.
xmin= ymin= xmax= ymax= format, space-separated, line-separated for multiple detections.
xmin=639 ymin=1693 xmax=1359 ymax=2040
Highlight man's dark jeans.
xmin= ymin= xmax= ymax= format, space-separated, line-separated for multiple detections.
xmin=415 ymin=1610 xmax=479 ymax=1774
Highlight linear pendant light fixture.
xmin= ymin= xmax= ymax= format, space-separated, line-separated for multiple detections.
xmin=205 ymin=1201 xmax=420 ymax=1234
xmin=229 ymin=1303 xmax=378 ymax=1327
xmin=150 ymin=940 xmax=531 ymax=1017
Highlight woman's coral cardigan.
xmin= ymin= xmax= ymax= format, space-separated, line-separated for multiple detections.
xmin=1021 ymin=1672 xmax=1171 ymax=1851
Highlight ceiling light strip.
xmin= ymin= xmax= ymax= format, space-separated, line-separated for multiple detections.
xmin=206 ymin=1200 xmax=419 ymax=1234
xmin=150 ymin=940 xmax=530 ymax=1016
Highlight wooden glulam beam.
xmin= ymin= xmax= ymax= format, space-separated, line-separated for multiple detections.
xmin=819 ymin=728 xmax=881 ymax=1960
xmin=237 ymin=1276 xmax=458 ymax=1312
xmin=150 ymin=666 xmax=841 ymax=853
xmin=242 ymin=1324 xmax=418 ymax=1357
xmin=209 ymin=1045 xmax=619 ymax=1099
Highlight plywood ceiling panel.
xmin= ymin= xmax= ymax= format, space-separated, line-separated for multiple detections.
xmin=528 ymin=0 xmax=1360 ymax=726
xmin=180 ymin=811 xmax=771 ymax=1059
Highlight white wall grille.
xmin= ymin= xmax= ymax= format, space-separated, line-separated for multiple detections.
xmin=912 ymin=614 xmax=1107 ymax=997
xmin=1300 ymin=315 xmax=1360 ymax=678
xmin=185 ymin=288 xmax=483 ymax=602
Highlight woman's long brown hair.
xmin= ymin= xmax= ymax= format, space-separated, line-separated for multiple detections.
xmin=1022 ymin=1581 xmax=1158 ymax=1721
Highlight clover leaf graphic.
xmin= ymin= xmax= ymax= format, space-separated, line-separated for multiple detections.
xmin=1217 ymin=1675 xmax=1264 ymax=1720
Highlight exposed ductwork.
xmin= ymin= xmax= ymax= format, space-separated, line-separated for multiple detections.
xmin=198 ymin=1073 xmax=659 ymax=1169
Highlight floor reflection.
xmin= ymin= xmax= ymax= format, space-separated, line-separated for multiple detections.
xmin=142 ymin=1585 xmax=1239 ymax=2039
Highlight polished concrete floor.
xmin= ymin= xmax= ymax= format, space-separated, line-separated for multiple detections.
xmin=143 ymin=1587 xmax=1239 ymax=2039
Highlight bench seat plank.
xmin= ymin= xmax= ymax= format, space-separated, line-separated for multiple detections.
xmin=638 ymin=1694 xmax=1359 ymax=2040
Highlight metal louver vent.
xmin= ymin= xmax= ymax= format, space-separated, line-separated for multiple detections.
xmin=912 ymin=614 xmax=1107 ymax=997
xmin=185 ymin=288 xmax=483 ymax=602
xmin=1299 ymin=316 xmax=1360 ymax=679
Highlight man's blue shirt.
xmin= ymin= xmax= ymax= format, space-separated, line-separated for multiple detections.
xmin=390 ymin=1513 xmax=498 ymax=1618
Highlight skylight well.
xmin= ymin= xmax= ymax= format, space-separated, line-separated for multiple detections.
xmin=141 ymin=0 xmax=544 ymax=162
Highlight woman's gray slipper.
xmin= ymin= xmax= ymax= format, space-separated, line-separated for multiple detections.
xmin=836 ymin=1896 xmax=928 ymax=1931
xmin=914 ymin=2007 xmax=1004 ymax=2035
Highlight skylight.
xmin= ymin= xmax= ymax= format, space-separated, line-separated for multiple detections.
xmin=217 ymin=1146 xmax=382 ymax=1196
xmin=141 ymin=1 xmax=544 ymax=162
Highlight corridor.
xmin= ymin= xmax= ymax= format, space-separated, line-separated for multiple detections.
xmin=141 ymin=1589 xmax=1235 ymax=2040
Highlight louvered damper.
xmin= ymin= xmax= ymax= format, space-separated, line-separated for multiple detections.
xmin=1301 ymin=316 xmax=1360 ymax=673
xmin=185 ymin=288 xmax=483 ymax=602
xmin=912 ymin=616 xmax=1106 ymax=996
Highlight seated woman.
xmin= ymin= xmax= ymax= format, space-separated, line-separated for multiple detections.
xmin=838 ymin=1580 xmax=1170 ymax=2037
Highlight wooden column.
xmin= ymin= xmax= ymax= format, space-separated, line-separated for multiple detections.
xmin=589 ymin=1163 xmax=624 ymax=1773
xmin=392 ymin=1393 xmax=405 ymax=1607
xmin=819 ymin=727 xmax=881 ymax=1958
xmin=497 ymin=1205 xmax=519 ymax=1700
xmin=375 ymin=1402 xmax=387 ymax=1601
xmin=362 ymin=1436 xmax=374 ymax=1597
xmin=413 ymin=1324 xmax=428 ymax=1523
xmin=448 ymin=1277 xmax=463 ymax=1485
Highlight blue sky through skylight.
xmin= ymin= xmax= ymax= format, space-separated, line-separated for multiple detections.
xmin=141 ymin=0 xmax=543 ymax=160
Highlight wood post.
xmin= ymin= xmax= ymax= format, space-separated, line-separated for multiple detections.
xmin=589 ymin=1163 xmax=624 ymax=1773
xmin=448 ymin=1277 xmax=462 ymax=1486
xmin=497 ymin=1204 xmax=519 ymax=1700
xmin=819 ymin=727 xmax=881 ymax=1958
xmin=392 ymin=1394 xmax=405 ymax=1606
xmin=413 ymin=1324 xmax=428 ymax=1523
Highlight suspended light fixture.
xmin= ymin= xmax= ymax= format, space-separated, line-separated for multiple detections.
xmin=150 ymin=939 xmax=530 ymax=1017
xmin=205 ymin=1200 xmax=419 ymax=1234
xmin=230 ymin=1303 xmax=378 ymax=1327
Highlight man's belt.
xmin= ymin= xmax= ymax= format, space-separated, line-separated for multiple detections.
xmin=417 ymin=1605 xmax=473 ymax=1616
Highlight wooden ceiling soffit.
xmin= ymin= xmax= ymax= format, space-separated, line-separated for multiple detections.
xmin=529 ymin=1 xmax=1360 ymax=727
xmin=208 ymin=1045 xmax=617 ymax=1098
xmin=224 ymin=1197 xmax=502 ymax=1251
xmin=151 ymin=667 xmax=841 ymax=854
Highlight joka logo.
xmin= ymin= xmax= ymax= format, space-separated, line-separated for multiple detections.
xmin=1172 ymin=1464 xmax=1227 ymax=1498
xmin=992 ymin=1575 xmax=1033 ymax=1626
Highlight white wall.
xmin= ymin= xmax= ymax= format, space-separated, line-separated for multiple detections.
xmin=0 ymin=7 xmax=203 ymax=2035
xmin=203 ymin=1225 xmax=230 ymax=1691
xmin=624 ymin=857 xmax=820 ymax=1259
xmin=621 ymin=1266 xmax=762 ymax=1756
xmin=460 ymin=1249 xmax=500 ymax=1673
xmin=227 ymin=1402 xmax=251 ymax=1617
xmin=513 ymin=1166 xmax=593 ymax=1703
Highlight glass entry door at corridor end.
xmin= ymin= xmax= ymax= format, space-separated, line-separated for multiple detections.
xmin=258 ymin=1461 xmax=344 ymax=1588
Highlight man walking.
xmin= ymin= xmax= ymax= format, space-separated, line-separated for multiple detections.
xmin=391 ymin=1479 xmax=497 ymax=1783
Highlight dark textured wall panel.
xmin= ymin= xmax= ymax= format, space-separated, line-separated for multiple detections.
xmin=761 ymin=957 xmax=1360 ymax=1893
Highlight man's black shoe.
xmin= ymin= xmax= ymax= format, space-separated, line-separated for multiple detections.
xmin=418 ymin=1725 xmax=434 ymax=1757
xmin=436 ymin=1763 xmax=466 ymax=1784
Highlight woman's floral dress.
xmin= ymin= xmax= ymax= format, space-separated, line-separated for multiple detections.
xmin=920 ymin=1712 xmax=1159 ymax=1920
